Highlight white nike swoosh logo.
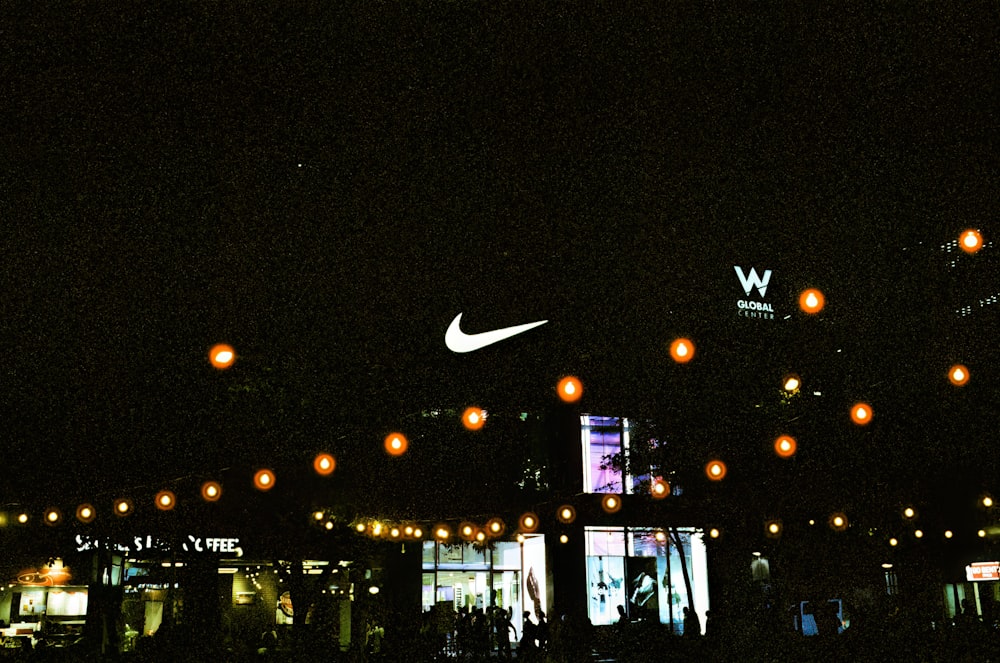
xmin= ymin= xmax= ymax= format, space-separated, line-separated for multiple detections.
xmin=445 ymin=313 xmax=548 ymax=353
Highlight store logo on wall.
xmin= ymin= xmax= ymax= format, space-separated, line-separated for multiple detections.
xmin=734 ymin=265 xmax=775 ymax=320
xmin=75 ymin=533 xmax=242 ymax=556
xmin=734 ymin=266 xmax=772 ymax=298
xmin=445 ymin=313 xmax=548 ymax=353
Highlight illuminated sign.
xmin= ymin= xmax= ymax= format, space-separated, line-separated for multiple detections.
xmin=734 ymin=265 xmax=776 ymax=320
xmin=75 ymin=534 xmax=242 ymax=556
xmin=966 ymin=561 xmax=1000 ymax=582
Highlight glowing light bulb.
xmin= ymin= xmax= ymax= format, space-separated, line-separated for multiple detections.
xmin=670 ymin=338 xmax=695 ymax=363
xmin=851 ymin=403 xmax=873 ymax=425
xmin=209 ymin=344 xmax=236 ymax=369
xmin=557 ymin=376 xmax=583 ymax=402
xmin=201 ymin=481 xmax=222 ymax=502
xmin=384 ymin=432 xmax=408 ymax=456
xmin=462 ymin=407 xmax=486 ymax=430
xmin=253 ymin=469 xmax=275 ymax=491
xmin=774 ymin=435 xmax=797 ymax=458
xmin=706 ymin=460 xmax=727 ymax=481
xmin=960 ymin=229 xmax=983 ymax=253
xmin=799 ymin=289 xmax=825 ymax=314
xmin=949 ymin=365 xmax=970 ymax=386
xmin=314 ymin=453 xmax=336 ymax=475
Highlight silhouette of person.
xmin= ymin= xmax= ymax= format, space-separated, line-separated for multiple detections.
xmin=536 ymin=610 xmax=549 ymax=652
xmin=683 ymin=606 xmax=701 ymax=636
xmin=520 ymin=611 xmax=537 ymax=658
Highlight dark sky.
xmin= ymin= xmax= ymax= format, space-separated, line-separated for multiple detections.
xmin=2 ymin=4 xmax=997 ymax=515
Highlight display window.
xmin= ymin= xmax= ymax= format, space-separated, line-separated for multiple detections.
xmin=584 ymin=526 xmax=709 ymax=632
xmin=421 ymin=537 xmax=546 ymax=644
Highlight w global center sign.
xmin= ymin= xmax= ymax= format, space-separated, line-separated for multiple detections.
xmin=734 ymin=265 xmax=776 ymax=320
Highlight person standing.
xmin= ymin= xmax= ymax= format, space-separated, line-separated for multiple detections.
xmin=520 ymin=611 xmax=537 ymax=659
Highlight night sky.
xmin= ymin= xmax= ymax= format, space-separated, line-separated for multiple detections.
xmin=2 ymin=4 xmax=997 ymax=525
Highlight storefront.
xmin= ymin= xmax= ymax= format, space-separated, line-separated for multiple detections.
xmin=74 ymin=532 xmax=357 ymax=655
xmin=584 ymin=526 xmax=709 ymax=633
xmin=0 ymin=558 xmax=87 ymax=650
xmin=421 ymin=534 xmax=548 ymax=638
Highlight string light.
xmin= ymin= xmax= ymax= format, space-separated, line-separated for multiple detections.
xmin=209 ymin=343 xmax=236 ymax=369
xmin=799 ymin=289 xmax=825 ymax=314
xmin=669 ymin=338 xmax=695 ymax=363
xmin=557 ymin=376 xmax=583 ymax=403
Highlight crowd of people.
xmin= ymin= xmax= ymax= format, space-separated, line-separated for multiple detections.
xmin=416 ymin=604 xmax=595 ymax=661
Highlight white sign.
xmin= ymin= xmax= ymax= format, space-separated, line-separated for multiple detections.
xmin=735 ymin=266 xmax=772 ymax=298
xmin=75 ymin=534 xmax=241 ymax=556
xmin=966 ymin=561 xmax=1000 ymax=581
xmin=734 ymin=265 xmax=776 ymax=320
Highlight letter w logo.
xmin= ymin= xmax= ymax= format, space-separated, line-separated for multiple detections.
xmin=734 ymin=266 xmax=772 ymax=298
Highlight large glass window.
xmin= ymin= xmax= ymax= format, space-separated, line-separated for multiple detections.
xmin=584 ymin=526 xmax=709 ymax=633
xmin=421 ymin=538 xmax=546 ymax=639
xmin=581 ymin=416 xmax=658 ymax=495
xmin=581 ymin=416 xmax=629 ymax=493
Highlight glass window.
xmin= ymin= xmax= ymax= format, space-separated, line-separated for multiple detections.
xmin=581 ymin=416 xmax=626 ymax=493
xmin=584 ymin=527 xmax=709 ymax=632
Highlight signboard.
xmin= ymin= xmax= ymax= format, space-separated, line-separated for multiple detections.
xmin=966 ymin=561 xmax=1000 ymax=581
xmin=734 ymin=265 xmax=777 ymax=320
xmin=75 ymin=534 xmax=242 ymax=556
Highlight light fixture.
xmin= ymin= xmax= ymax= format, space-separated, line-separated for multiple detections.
xmin=774 ymin=435 xmax=797 ymax=458
xmin=114 ymin=498 xmax=133 ymax=517
xmin=601 ymin=495 xmax=622 ymax=514
xmin=960 ymin=229 xmax=983 ymax=254
xmin=253 ymin=469 xmax=276 ymax=491
xmin=460 ymin=523 xmax=476 ymax=540
xmin=669 ymin=338 xmax=695 ymax=363
xmin=783 ymin=374 xmax=801 ymax=392
xmin=155 ymin=490 xmax=176 ymax=511
xmin=557 ymin=376 xmax=583 ymax=403
xmin=557 ymin=505 xmax=577 ymax=523
xmin=486 ymin=518 xmax=505 ymax=536
xmin=76 ymin=504 xmax=96 ymax=523
xmin=313 ymin=453 xmax=336 ymax=476
xmin=949 ymin=364 xmax=970 ymax=386
xmin=650 ymin=479 xmax=670 ymax=499
xmin=520 ymin=513 xmax=539 ymax=532
xmin=829 ymin=512 xmax=848 ymax=532
xmin=209 ymin=343 xmax=236 ymax=369
xmin=706 ymin=460 xmax=727 ymax=481
xmin=201 ymin=481 xmax=222 ymax=502
xmin=435 ymin=525 xmax=450 ymax=541
xmin=851 ymin=403 xmax=873 ymax=425
xmin=462 ymin=407 xmax=486 ymax=431
xmin=799 ymin=288 xmax=825 ymax=314
xmin=384 ymin=432 xmax=408 ymax=456
xmin=44 ymin=508 xmax=62 ymax=526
